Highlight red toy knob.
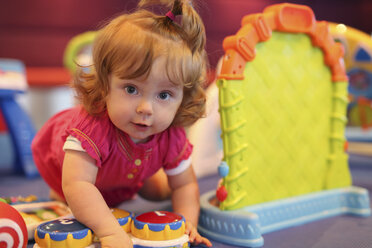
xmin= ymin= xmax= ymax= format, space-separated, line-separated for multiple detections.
xmin=216 ymin=185 xmax=228 ymax=202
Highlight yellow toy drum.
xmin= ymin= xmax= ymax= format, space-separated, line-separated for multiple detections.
xmin=111 ymin=208 xmax=132 ymax=233
xmin=131 ymin=211 xmax=189 ymax=248
xmin=34 ymin=209 xmax=132 ymax=248
xmin=34 ymin=218 xmax=93 ymax=248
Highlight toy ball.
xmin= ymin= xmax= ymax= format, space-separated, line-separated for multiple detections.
xmin=0 ymin=201 xmax=28 ymax=248
xmin=218 ymin=161 xmax=229 ymax=178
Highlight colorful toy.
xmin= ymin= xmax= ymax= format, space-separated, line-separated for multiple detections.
xmin=0 ymin=201 xmax=28 ymax=248
xmin=2 ymin=195 xmax=38 ymax=205
xmin=63 ymin=31 xmax=96 ymax=74
xmin=131 ymin=211 xmax=188 ymax=248
xmin=12 ymin=201 xmax=72 ymax=240
xmin=34 ymin=209 xmax=131 ymax=248
xmin=111 ymin=208 xmax=132 ymax=233
xmin=197 ymin=3 xmax=371 ymax=247
xmin=0 ymin=58 xmax=38 ymax=178
xmin=34 ymin=218 xmax=93 ymax=248
xmin=328 ymin=22 xmax=372 ymax=129
xmin=33 ymin=210 xmax=189 ymax=248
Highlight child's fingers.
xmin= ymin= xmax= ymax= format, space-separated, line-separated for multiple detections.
xmin=185 ymin=221 xmax=198 ymax=237
xmin=201 ymin=237 xmax=213 ymax=247
xmin=185 ymin=221 xmax=212 ymax=247
xmin=188 ymin=227 xmax=197 ymax=242
xmin=194 ymin=234 xmax=203 ymax=244
xmin=185 ymin=221 xmax=193 ymax=235
xmin=190 ymin=231 xmax=212 ymax=247
xmin=193 ymin=235 xmax=210 ymax=247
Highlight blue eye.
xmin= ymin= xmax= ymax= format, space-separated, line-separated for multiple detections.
xmin=158 ymin=92 xmax=170 ymax=100
xmin=125 ymin=86 xmax=137 ymax=95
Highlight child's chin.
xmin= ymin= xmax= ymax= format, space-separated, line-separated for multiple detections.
xmin=129 ymin=135 xmax=150 ymax=144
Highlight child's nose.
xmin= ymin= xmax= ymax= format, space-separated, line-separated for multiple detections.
xmin=136 ymin=99 xmax=153 ymax=115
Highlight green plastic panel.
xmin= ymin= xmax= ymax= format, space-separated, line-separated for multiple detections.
xmin=218 ymin=32 xmax=351 ymax=210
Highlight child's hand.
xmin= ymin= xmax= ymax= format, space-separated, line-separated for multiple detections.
xmin=185 ymin=221 xmax=212 ymax=247
xmin=99 ymin=229 xmax=133 ymax=248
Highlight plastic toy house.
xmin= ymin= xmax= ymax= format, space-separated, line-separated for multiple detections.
xmin=198 ymin=3 xmax=371 ymax=247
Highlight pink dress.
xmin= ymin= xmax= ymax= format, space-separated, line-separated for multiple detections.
xmin=31 ymin=106 xmax=192 ymax=207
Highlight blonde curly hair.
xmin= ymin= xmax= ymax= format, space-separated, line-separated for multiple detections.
xmin=73 ymin=0 xmax=208 ymax=127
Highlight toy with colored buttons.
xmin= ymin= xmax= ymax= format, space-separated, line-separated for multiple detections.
xmin=0 ymin=201 xmax=28 ymax=248
xmin=131 ymin=211 xmax=189 ymax=248
xmin=216 ymin=161 xmax=229 ymax=202
xmin=33 ymin=210 xmax=189 ymax=248
xmin=34 ymin=218 xmax=93 ymax=248
xmin=33 ymin=208 xmax=132 ymax=248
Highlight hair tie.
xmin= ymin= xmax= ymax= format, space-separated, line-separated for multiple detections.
xmin=165 ymin=11 xmax=176 ymax=21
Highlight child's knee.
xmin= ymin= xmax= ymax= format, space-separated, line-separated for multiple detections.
xmin=138 ymin=170 xmax=171 ymax=201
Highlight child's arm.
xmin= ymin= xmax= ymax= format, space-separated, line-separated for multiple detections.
xmin=168 ymin=166 xmax=212 ymax=247
xmin=62 ymin=150 xmax=133 ymax=248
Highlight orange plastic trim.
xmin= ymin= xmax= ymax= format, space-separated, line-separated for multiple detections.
xmin=326 ymin=42 xmax=345 ymax=68
xmin=330 ymin=59 xmax=348 ymax=82
xmin=26 ymin=67 xmax=71 ymax=87
xmin=219 ymin=3 xmax=348 ymax=84
xmin=242 ymin=14 xmax=273 ymax=41
xmin=223 ymin=33 xmax=256 ymax=62
xmin=263 ymin=3 xmax=316 ymax=33
xmin=221 ymin=18 xmax=272 ymax=79
xmin=310 ymin=23 xmax=348 ymax=82
xmin=358 ymin=97 xmax=372 ymax=130
xmin=218 ymin=49 xmax=245 ymax=80
xmin=255 ymin=15 xmax=272 ymax=41
xmin=344 ymin=141 xmax=348 ymax=152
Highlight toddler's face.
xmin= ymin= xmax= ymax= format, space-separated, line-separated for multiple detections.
xmin=106 ymin=57 xmax=183 ymax=143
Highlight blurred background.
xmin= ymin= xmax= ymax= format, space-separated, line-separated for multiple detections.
xmin=1 ymin=3 xmax=372 ymax=247
xmin=1 ymin=0 xmax=372 ymax=172
xmin=1 ymin=0 xmax=372 ymax=69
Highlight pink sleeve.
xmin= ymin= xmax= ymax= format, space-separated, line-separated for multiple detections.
xmin=63 ymin=107 xmax=111 ymax=168
xmin=162 ymin=127 xmax=193 ymax=171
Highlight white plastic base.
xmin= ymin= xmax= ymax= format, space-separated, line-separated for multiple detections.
xmin=33 ymin=234 xmax=189 ymax=248
xmin=198 ymin=186 xmax=371 ymax=247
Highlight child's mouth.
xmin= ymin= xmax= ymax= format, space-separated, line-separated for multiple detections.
xmin=132 ymin=122 xmax=150 ymax=131
xmin=135 ymin=123 xmax=148 ymax=127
